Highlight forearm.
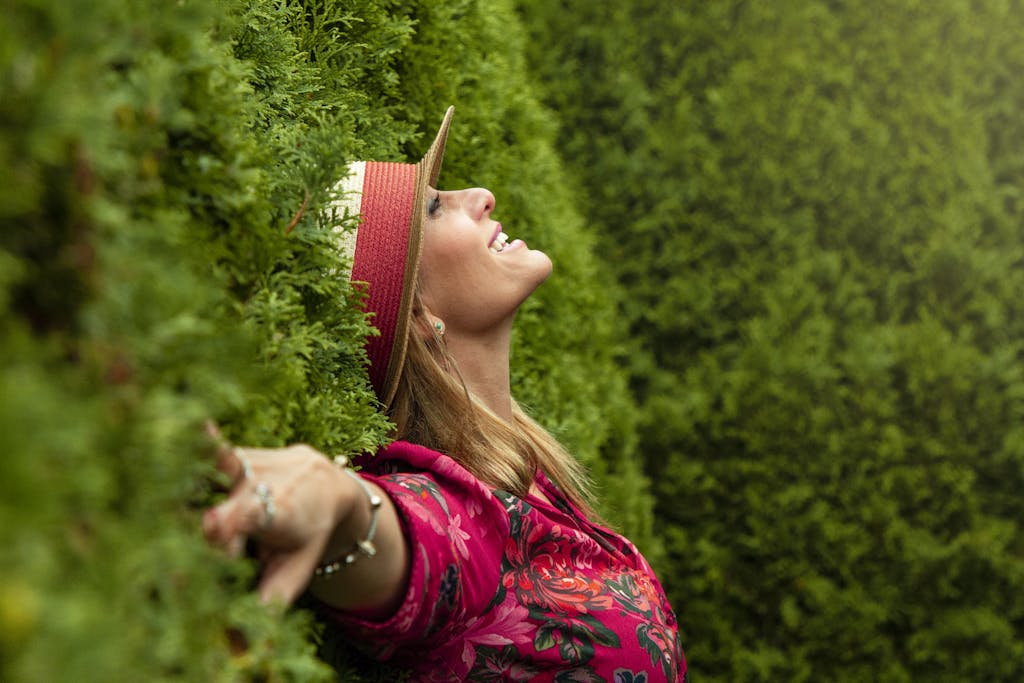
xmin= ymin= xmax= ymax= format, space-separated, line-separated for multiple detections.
xmin=307 ymin=473 xmax=410 ymax=616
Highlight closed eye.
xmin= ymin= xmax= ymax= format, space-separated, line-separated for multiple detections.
xmin=427 ymin=191 xmax=442 ymax=218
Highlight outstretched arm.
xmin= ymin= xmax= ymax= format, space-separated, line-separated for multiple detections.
xmin=203 ymin=437 xmax=409 ymax=614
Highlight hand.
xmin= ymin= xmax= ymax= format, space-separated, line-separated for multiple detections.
xmin=202 ymin=424 xmax=348 ymax=605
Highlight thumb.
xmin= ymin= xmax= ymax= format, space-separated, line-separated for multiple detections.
xmin=258 ymin=542 xmax=326 ymax=606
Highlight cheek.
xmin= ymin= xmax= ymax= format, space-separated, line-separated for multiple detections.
xmin=418 ymin=243 xmax=478 ymax=309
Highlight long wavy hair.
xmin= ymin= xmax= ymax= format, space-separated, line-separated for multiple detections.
xmin=388 ymin=291 xmax=598 ymax=519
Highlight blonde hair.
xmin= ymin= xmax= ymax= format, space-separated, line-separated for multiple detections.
xmin=388 ymin=293 xmax=598 ymax=520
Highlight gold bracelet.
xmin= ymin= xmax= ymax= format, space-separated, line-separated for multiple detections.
xmin=313 ymin=456 xmax=382 ymax=578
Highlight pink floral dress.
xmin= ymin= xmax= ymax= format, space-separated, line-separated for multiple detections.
xmin=323 ymin=441 xmax=688 ymax=682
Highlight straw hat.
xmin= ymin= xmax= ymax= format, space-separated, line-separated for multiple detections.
xmin=332 ymin=106 xmax=455 ymax=407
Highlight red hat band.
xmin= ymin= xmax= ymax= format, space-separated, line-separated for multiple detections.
xmin=331 ymin=108 xmax=454 ymax=407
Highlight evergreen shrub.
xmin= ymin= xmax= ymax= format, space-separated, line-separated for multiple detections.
xmin=517 ymin=0 xmax=1024 ymax=681
xmin=1 ymin=0 xmax=649 ymax=680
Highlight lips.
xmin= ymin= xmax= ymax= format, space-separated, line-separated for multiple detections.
xmin=489 ymin=230 xmax=510 ymax=253
xmin=489 ymin=222 xmax=526 ymax=253
xmin=488 ymin=223 xmax=507 ymax=252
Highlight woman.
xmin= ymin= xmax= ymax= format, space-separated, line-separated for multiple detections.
xmin=203 ymin=108 xmax=688 ymax=682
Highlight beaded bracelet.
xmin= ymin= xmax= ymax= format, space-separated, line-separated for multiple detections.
xmin=313 ymin=456 xmax=383 ymax=578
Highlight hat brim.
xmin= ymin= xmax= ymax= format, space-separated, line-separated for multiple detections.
xmin=379 ymin=106 xmax=455 ymax=406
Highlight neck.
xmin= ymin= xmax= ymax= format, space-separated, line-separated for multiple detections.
xmin=444 ymin=321 xmax=514 ymax=422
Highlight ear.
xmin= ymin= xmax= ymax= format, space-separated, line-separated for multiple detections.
xmin=416 ymin=303 xmax=445 ymax=339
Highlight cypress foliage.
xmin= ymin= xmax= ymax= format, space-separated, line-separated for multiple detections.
xmin=2 ymin=0 xmax=649 ymax=680
xmin=517 ymin=0 xmax=1024 ymax=681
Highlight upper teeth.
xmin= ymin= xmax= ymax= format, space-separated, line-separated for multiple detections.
xmin=490 ymin=232 xmax=509 ymax=253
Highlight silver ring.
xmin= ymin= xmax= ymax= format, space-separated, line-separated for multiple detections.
xmin=234 ymin=447 xmax=253 ymax=481
xmin=254 ymin=481 xmax=275 ymax=531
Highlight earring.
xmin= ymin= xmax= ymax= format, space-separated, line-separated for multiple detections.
xmin=433 ymin=320 xmax=445 ymax=336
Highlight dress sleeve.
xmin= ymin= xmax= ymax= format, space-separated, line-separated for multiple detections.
xmin=319 ymin=442 xmax=509 ymax=661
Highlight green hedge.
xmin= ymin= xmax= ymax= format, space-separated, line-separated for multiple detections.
xmin=0 ymin=1 xmax=650 ymax=680
xmin=517 ymin=0 xmax=1024 ymax=681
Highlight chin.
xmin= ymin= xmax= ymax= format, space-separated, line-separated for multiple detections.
xmin=530 ymin=249 xmax=554 ymax=282
xmin=523 ymin=257 xmax=553 ymax=300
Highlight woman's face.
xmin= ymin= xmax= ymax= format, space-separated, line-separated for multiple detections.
xmin=418 ymin=187 xmax=552 ymax=334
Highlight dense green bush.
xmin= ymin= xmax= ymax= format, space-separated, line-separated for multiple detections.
xmin=0 ymin=0 xmax=650 ymax=680
xmin=517 ymin=0 xmax=1024 ymax=680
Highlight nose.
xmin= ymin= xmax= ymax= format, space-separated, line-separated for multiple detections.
xmin=466 ymin=187 xmax=495 ymax=220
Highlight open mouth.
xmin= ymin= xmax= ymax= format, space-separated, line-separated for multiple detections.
xmin=489 ymin=231 xmax=510 ymax=253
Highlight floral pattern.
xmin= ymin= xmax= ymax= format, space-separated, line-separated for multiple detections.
xmin=614 ymin=670 xmax=648 ymax=683
xmin=326 ymin=441 xmax=687 ymax=682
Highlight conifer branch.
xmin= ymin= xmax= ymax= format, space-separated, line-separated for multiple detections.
xmin=285 ymin=189 xmax=312 ymax=234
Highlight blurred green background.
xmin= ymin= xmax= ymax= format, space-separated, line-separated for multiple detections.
xmin=2 ymin=1 xmax=1022 ymax=680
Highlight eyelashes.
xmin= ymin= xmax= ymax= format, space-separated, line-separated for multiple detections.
xmin=427 ymin=192 xmax=442 ymax=217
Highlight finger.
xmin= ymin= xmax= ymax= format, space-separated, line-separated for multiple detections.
xmin=203 ymin=421 xmax=253 ymax=485
xmin=215 ymin=446 xmax=251 ymax=487
xmin=204 ymin=489 xmax=261 ymax=546
xmin=204 ymin=421 xmax=234 ymax=465
xmin=258 ymin=542 xmax=326 ymax=605
xmin=225 ymin=533 xmax=246 ymax=559
xmin=204 ymin=420 xmax=222 ymax=442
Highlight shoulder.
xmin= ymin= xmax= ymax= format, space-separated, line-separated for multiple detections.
xmin=361 ymin=440 xmax=465 ymax=475
xmin=360 ymin=441 xmax=497 ymax=499
xmin=360 ymin=442 xmax=510 ymax=539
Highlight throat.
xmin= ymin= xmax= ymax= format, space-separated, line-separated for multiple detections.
xmin=443 ymin=328 xmax=515 ymax=421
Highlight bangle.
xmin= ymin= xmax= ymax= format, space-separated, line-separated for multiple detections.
xmin=314 ymin=456 xmax=383 ymax=578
